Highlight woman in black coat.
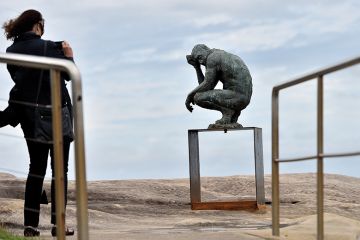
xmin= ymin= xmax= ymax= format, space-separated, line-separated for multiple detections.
xmin=2 ymin=9 xmax=74 ymax=237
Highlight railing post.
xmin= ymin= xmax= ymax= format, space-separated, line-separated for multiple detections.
xmin=272 ymin=89 xmax=280 ymax=236
xmin=71 ymin=69 xmax=89 ymax=240
xmin=317 ymin=75 xmax=324 ymax=240
xmin=50 ymin=69 xmax=66 ymax=240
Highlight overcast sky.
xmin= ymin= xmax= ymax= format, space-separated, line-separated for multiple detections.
xmin=0 ymin=0 xmax=359 ymax=180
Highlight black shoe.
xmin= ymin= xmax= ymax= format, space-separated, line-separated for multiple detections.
xmin=51 ymin=226 xmax=75 ymax=237
xmin=24 ymin=226 xmax=40 ymax=237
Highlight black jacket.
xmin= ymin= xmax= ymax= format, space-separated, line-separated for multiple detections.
xmin=5 ymin=32 xmax=73 ymax=138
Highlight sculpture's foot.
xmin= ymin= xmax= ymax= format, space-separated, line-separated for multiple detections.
xmin=231 ymin=110 xmax=241 ymax=123
xmin=215 ymin=108 xmax=240 ymax=125
xmin=215 ymin=119 xmax=230 ymax=125
xmin=215 ymin=116 xmax=232 ymax=125
xmin=208 ymin=122 xmax=243 ymax=129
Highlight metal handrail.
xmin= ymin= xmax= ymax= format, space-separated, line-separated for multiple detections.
xmin=0 ymin=53 xmax=88 ymax=240
xmin=276 ymin=151 xmax=360 ymax=163
xmin=271 ymin=56 xmax=360 ymax=240
xmin=273 ymin=56 xmax=360 ymax=91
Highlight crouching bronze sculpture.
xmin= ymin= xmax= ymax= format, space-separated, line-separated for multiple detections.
xmin=185 ymin=44 xmax=252 ymax=129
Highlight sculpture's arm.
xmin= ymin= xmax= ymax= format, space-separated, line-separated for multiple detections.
xmin=185 ymin=67 xmax=218 ymax=112
xmin=186 ymin=55 xmax=205 ymax=84
xmin=194 ymin=65 xmax=205 ymax=85
xmin=190 ymin=67 xmax=218 ymax=94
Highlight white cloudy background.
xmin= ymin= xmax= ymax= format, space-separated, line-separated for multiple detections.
xmin=0 ymin=0 xmax=359 ymax=180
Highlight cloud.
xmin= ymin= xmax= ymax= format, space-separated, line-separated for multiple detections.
xmin=191 ymin=14 xmax=233 ymax=28
xmin=290 ymin=2 xmax=360 ymax=34
xmin=119 ymin=48 xmax=158 ymax=64
xmin=186 ymin=22 xmax=298 ymax=52
xmin=184 ymin=2 xmax=360 ymax=53
xmin=116 ymin=48 xmax=185 ymax=64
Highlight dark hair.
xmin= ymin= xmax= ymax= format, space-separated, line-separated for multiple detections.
xmin=2 ymin=9 xmax=43 ymax=40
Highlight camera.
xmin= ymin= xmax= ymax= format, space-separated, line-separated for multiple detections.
xmin=54 ymin=41 xmax=63 ymax=50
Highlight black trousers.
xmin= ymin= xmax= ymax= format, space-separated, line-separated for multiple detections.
xmin=0 ymin=110 xmax=9 ymax=128
xmin=24 ymin=140 xmax=70 ymax=227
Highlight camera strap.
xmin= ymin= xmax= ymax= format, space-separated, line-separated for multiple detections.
xmin=35 ymin=41 xmax=48 ymax=106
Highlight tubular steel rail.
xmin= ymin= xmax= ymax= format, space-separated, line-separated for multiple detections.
xmin=0 ymin=53 xmax=88 ymax=240
xmin=272 ymin=56 xmax=360 ymax=240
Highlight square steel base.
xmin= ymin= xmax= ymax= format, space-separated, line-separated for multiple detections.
xmin=188 ymin=127 xmax=265 ymax=211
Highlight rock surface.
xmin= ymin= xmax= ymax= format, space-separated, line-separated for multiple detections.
xmin=1 ymin=172 xmax=360 ymax=239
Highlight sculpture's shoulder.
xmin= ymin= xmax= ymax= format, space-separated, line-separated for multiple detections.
xmin=209 ymin=49 xmax=226 ymax=58
xmin=208 ymin=49 xmax=248 ymax=72
xmin=206 ymin=49 xmax=225 ymax=67
xmin=209 ymin=49 xmax=243 ymax=63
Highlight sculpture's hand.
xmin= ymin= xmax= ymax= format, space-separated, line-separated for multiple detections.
xmin=186 ymin=55 xmax=200 ymax=68
xmin=185 ymin=95 xmax=194 ymax=112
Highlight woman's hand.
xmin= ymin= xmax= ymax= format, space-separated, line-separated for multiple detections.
xmin=62 ymin=41 xmax=73 ymax=58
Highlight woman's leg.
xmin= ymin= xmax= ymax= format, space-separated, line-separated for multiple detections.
xmin=24 ymin=140 xmax=50 ymax=227
xmin=50 ymin=141 xmax=70 ymax=225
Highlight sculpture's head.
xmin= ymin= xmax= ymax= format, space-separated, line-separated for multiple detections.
xmin=191 ymin=44 xmax=210 ymax=65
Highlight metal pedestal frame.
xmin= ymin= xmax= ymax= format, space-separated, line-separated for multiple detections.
xmin=188 ymin=127 xmax=265 ymax=211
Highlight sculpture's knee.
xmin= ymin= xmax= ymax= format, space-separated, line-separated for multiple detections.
xmin=193 ymin=92 xmax=205 ymax=104
xmin=194 ymin=92 xmax=220 ymax=110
